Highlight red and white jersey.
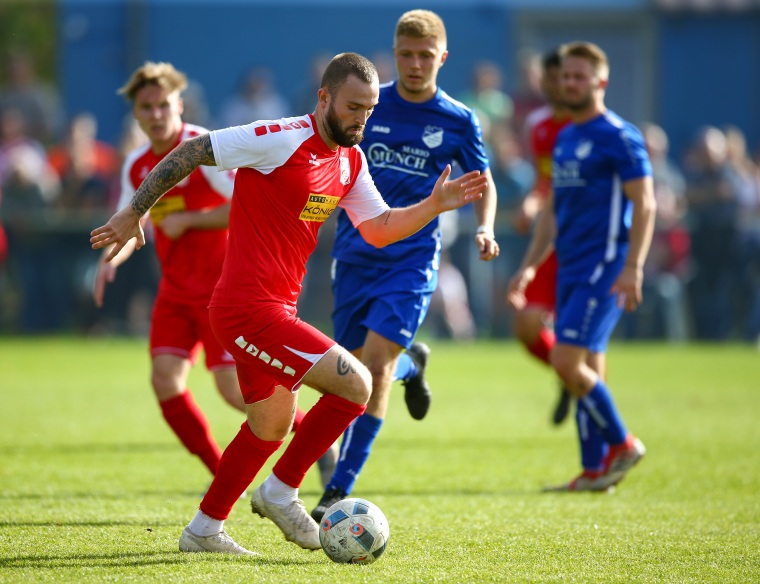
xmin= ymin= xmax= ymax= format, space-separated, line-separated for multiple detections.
xmin=208 ymin=114 xmax=389 ymax=308
xmin=524 ymin=105 xmax=571 ymax=199
xmin=119 ymin=123 xmax=235 ymax=304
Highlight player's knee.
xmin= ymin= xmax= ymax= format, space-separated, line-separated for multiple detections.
xmin=551 ymin=352 xmax=577 ymax=384
xmin=151 ymin=371 xmax=181 ymax=400
xmin=513 ymin=311 xmax=541 ymax=343
xmin=354 ymin=364 xmax=373 ymax=405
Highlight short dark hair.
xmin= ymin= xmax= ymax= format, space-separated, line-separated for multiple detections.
xmin=321 ymin=52 xmax=378 ymax=98
xmin=542 ymin=47 xmax=562 ymax=72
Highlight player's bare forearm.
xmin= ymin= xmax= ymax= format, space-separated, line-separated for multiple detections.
xmin=131 ymin=134 xmax=216 ymax=216
xmin=519 ymin=193 xmax=555 ymax=271
xmin=358 ymin=166 xmax=486 ymax=248
xmin=623 ymin=177 xmax=657 ymax=270
xmin=472 ymin=168 xmax=498 ymax=233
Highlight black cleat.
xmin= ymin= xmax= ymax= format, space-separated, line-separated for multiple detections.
xmin=311 ymin=487 xmax=346 ymax=524
xmin=403 ymin=342 xmax=432 ymax=420
xmin=552 ymin=386 xmax=572 ymax=425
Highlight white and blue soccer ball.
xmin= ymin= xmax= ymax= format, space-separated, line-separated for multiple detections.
xmin=318 ymin=497 xmax=390 ymax=564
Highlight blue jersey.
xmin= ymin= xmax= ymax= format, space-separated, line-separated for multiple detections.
xmin=552 ymin=111 xmax=651 ymax=282
xmin=332 ymin=81 xmax=490 ymax=270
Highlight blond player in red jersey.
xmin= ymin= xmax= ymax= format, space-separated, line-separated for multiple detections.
xmin=510 ymin=48 xmax=572 ymax=425
xmin=91 ymin=53 xmax=487 ymax=557
xmin=93 ymin=62 xmax=337 ymax=487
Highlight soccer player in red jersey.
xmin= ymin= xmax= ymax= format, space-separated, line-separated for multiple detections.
xmin=93 ymin=62 xmax=337 ymax=488
xmin=510 ymin=48 xmax=572 ymax=425
xmin=91 ymin=53 xmax=487 ymax=556
xmin=92 ymin=62 xmax=243 ymax=477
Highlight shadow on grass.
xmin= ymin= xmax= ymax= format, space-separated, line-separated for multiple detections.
xmin=0 ymin=550 xmax=313 ymax=570
xmin=0 ymin=520 xmax=178 ymax=527
xmin=0 ymin=443 xmax=177 ymax=455
xmin=298 ymin=486 xmax=544 ymax=498
xmin=0 ymin=489 xmax=208 ymax=501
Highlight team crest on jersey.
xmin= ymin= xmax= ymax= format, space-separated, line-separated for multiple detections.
xmin=575 ymin=140 xmax=593 ymax=160
xmin=422 ymin=126 xmax=444 ymax=149
xmin=339 ymin=156 xmax=350 ymax=185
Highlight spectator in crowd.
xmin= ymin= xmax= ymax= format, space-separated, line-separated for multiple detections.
xmin=723 ymin=125 xmax=760 ymax=341
xmin=684 ymin=126 xmax=742 ymax=340
xmin=486 ymin=120 xmax=535 ymax=337
xmin=460 ymin=61 xmax=514 ymax=131
xmin=48 ymin=112 xmax=119 ymax=197
xmin=48 ymin=113 xmax=118 ymax=332
xmin=509 ymin=49 xmax=546 ymax=137
xmin=621 ymin=122 xmax=690 ymax=340
xmin=0 ymin=106 xmax=64 ymax=332
xmin=0 ymin=50 xmax=64 ymax=145
xmin=217 ymin=66 xmax=289 ymax=128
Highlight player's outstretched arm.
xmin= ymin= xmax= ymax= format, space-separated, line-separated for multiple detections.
xmin=358 ymin=165 xmax=486 ymax=248
xmin=90 ymin=134 xmax=216 ymax=261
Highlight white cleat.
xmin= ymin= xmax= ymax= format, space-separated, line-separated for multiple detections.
xmin=250 ymin=485 xmax=321 ymax=550
xmin=179 ymin=527 xmax=258 ymax=556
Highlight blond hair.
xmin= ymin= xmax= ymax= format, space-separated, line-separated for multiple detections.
xmin=394 ymin=9 xmax=447 ymax=48
xmin=560 ymin=41 xmax=609 ymax=81
xmin=117 ymin=61 xmax=188 ymax=101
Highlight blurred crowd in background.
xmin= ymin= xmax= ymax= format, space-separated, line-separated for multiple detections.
xmin=1 ymin=47 xmax=759 ymax=343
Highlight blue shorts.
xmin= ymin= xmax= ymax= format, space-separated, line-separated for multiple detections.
xmin=555 ymin=261 xmax=624 ymax=353
xmin=331 ymin=260 xmax=437 ymax=351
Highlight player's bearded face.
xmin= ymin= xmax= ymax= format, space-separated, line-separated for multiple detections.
xmin=560 ymin=57 xmax=600 ymax=112
xmin=325 ymin=102 xmax=365 ymax=147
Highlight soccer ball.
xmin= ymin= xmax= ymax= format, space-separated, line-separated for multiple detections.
xmin=318 ymin=497 xmax=390 ymax=564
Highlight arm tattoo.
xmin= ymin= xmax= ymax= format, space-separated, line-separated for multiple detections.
xmin=384 ymin=210 xmax=392 ymax=225
xmin=130 ymin=134 xmax=217 ymax=216
xmin=336 ymin=354 xmax=357 ymax=376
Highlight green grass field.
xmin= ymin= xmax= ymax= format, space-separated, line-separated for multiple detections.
xmin=1 ymin=337 xmax=758 ymax=583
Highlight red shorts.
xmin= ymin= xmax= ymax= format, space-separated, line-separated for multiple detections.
xmin=209 ymin=303 xmax=335 ymax=404
xmin=523 ymin=250 xmax=557 ymax=312
xmin=149 ymin=294 xmax=235 ymax=371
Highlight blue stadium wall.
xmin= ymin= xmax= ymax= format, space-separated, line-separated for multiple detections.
xmin=58 ymin=1 xmax=760 ymax=161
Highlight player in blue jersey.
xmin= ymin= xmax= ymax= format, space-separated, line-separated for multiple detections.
xmin=508 ymin=41 xmax=656 ymax=492
xmin=311 ymin=9 xmax=500 ymax=521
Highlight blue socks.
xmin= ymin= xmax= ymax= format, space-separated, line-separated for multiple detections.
xmin=579 ymin=380 xmax=628 ymax=446
xmin=576 ymin=400 xmax=607 ymax=472
xmin=393 ymin=352 xmax=418 ymax=382
xmin=327 ymin=413 xmax=384 ymax=495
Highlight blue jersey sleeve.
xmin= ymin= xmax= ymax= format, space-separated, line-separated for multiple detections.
xmin=612 ymin=123 xmax=652 ymax=183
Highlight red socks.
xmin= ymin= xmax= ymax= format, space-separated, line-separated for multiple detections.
xmin=526 ymin=327 xmax=556 ymax=366
xmin=273 ymin=394 xmax=366 ymax=488
xmin=200 ymin=422 xmax=283 ymax=520
xmin=160 ymin=391 xmax=221 ymax=475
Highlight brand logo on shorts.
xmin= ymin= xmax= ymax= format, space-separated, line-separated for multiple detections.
xmin=235 ymin=336 xmax=295 ymax=376
xmin=300 ymin=193 xmax=340 ymax=222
